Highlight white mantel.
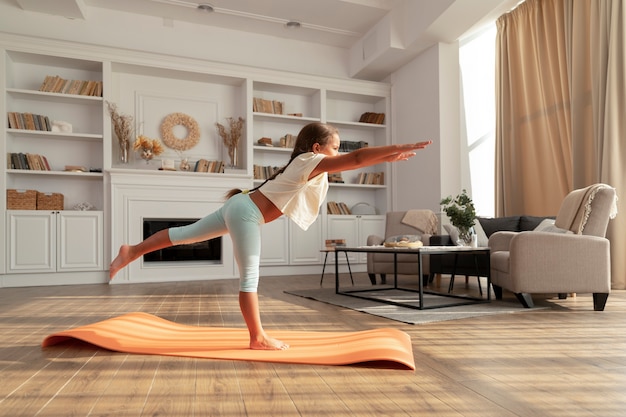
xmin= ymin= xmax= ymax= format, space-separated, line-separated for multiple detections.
xmin=108 ymin=169 xmax=250 ymax=284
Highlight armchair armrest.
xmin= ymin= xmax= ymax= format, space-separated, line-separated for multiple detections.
xmin=488 ymin=231 xmax=518 ymax=252
xmin=367 ymin=234 xmax=384 ymax=246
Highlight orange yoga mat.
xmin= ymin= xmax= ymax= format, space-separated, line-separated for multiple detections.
xmin=42 ymin=312 xmax=415 ymax=370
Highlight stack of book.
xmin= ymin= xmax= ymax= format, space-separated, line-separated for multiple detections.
xmin=194 ymin=159 xmax=224 ymax=173
xmin=325 ymin=239 xmax=346 ymax=250
xmin=7 ymin=112 xmax=52 ymax=131
xmin=38 ymin=75 xmax=103 ymax=97
xmin=327 ymin=201 xmax=352 ymax=215
xmin=359 ymin=112 xmax=385 ymax=124
xmin=7 ymin=152 xmax=51 ymax=170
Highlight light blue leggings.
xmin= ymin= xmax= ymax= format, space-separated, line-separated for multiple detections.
xmin=168 ymin=193 xmax=264 ymax=292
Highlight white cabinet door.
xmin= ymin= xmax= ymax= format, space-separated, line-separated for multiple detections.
xmin=289 ymin=216 xmax=322 ymax=264
xmin=326 ymin=215 xmax=359 ymax=263
xmin=326 ymin=215 xmax=385 ymax=263
xmin=57 ymin=211 xmax=103 ymax=271
xmin=356 ymin=215 xmax=385 ymax=263
xmin=6 ymin=210 xmax=103 ymax=273
xmin=7 ymin=211 xmax=56 ymax=273
xmin=260 ymin=216 xmax=289 ymax=265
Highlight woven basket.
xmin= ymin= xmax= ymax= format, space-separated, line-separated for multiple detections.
xmin=7 ymin=189 xmax=37 ymax=210
xmin=37 ymin=192 xmax=64 ymax=210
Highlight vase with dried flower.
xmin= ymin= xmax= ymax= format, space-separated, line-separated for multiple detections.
xmin=133 ymin=135 xmax=165 ymax=163
xmin=106 ymin=101 xmax=133 ymax=164
xmin=440 ymin=189 xmax=476 ymax=246
xmin=216 ymin=117 xmax=245 ymax=168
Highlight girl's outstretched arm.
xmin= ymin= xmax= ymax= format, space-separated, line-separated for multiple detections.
xmin=311 ymin=141 xmax=431 ymax=177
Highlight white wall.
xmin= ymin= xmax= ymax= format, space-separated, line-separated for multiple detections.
xmin=390 ymin=42 xmax=463 ymax=219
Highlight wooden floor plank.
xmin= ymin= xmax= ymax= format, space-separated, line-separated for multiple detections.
xmin=1 ymin=273 xmax=626 ymax=416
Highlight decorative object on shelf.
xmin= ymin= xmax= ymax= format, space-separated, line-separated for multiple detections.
xmin=179 ymin=158 xmax=191 ymax=171
xmin=133 ymin=135 xmax=164 ymax=162
xmin=160 ymin=159 xmax=176 ymax=171
xmin=74 ymin=202 xmax=95 ymax=211
xmin=51 ymin=120 xmax=72 ymax=133
xmin=440 ymin=189 xmax=476 ymax=246
xmin=160 ymin=112 xmax=200 ymax=152
xmin=216 ymin=117 xmax=245 ymax=168
xmin=351 ymin=202 xmax=377 ymax=215
xmin=106 ymin=101 xmax=133 ymax=164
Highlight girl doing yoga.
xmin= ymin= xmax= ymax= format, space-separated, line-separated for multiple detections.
xmin=110 ymin=122 xmax=431 ymax=350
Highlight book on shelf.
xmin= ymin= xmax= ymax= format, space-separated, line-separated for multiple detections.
xmin=328 ymin=172 xmax=344 ymax=183
xmin=7 ymin=112 xmax=51 ymax=131
xmin=326 ymin=201 xmax=352 ymax=215
xmin=358 ymin=112 xmax=385 ymax=124
xmin=193 ymin=159 xmax=224 ymax=173
xmin=7 ymin=152 xmax=50 ymax=171
xmin=339 ymin=140 xmax=368 ymax=152
xmin=279 ymin=133 xmax=297 ymax=148
xmin=357 ymin=171 xmax=385 ymax=185
xmin=252 ymin=97 xmax=285 ymax=115
xmin=253 ymin=164 xmax=281 ymax=180
xmin=38 ymin=75 xmax=103 ymax=97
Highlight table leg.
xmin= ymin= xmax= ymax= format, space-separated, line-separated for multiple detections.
xmin=335 ymin=250 xmax=340 ymax=294
xmin=344 ymin=252 xmax=354 ymax=285
xmin=319 ymin=251 xmax=329 ymax=286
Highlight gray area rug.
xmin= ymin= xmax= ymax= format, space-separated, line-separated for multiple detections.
xmin=285 ymin=287 xmax=549 ymax=325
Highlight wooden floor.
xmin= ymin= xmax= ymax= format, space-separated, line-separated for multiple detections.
xmin=1 ymin=272 xmax=626 ymax=417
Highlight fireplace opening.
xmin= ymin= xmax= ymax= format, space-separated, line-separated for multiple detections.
xmin=142 ymin=218 xmax=221 ymax=263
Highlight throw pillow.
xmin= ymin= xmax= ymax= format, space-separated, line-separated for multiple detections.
xmin=534 ymin=219 xmax=573 ymax=234
xmin=473 ymin=221 xmax=489 ymax=247
xmin=520 ymin=215 xmax=555 ymax=231
xmin=478 ymin=216 xmax=520 ymax=237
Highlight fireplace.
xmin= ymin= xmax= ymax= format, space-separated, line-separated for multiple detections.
xmin=142 ymin=218 xmax=222 ymax=264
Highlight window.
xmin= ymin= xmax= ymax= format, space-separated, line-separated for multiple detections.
xmin=459 ymin=25 xmax=496 ymax=217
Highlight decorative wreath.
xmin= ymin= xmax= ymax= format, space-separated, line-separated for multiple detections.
xmin=160 ymin=112 xmax=200 ymax=151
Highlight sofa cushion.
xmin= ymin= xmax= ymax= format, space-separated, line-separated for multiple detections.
xmin=520 ymin=215 xmax=553 ymax=231
xmin=534 ymin=218 xmax=573 ymax=234
xmin=478 ymin=216 xmax=520 ymax=237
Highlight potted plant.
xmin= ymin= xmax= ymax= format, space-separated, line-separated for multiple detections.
xmin=440 ymin=189 xmax=476 ymax=245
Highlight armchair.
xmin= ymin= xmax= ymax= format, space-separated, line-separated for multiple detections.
xmin=490 ymin=184 xmax=617 ymax=310
xmin=366 ymin=210 xmax=437 ymax=284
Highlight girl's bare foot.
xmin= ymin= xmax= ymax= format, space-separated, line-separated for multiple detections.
xmin=250 ymin=335 xmax=289 ymax=350
xmin=110 ymin=244 xmax=132 ymax=280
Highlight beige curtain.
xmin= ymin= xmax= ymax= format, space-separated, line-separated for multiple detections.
xmin=495 ymin=0 xmax=572 ymax=216
xmin=588 ymin=0 xmax=626 ymax=289
xmin=496 ymin=0 xmax=626 ymax=289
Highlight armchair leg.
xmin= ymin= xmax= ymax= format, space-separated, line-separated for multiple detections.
xmin=493 ymin=285 xmax=503 ymax=300
xmin=380 ymin=274 xmax=386 ymax=285
xmin=593 ymin=293 xmax=609 ymax=311
xmin=558 ymin=293 xmax=567 ymax=299
xmin=515 ymin=293 xmax=534 ymax=308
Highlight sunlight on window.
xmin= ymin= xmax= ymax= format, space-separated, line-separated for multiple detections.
xmin=460 ymin=25 xmax=496 ymax=217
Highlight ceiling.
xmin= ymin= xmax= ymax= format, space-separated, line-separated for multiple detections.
xmin=10 ymin=0 xmax=520 ymax=80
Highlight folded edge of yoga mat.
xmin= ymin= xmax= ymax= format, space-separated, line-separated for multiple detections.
xmin=42 ymin=312 xmax=415 ymax=370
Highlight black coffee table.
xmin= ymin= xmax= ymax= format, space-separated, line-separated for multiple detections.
xmin=333 ymin=246 xmax=491 ymax=310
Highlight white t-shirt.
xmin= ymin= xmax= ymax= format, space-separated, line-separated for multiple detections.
xmin=260 ymin=152 xmax=328 ymax=230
